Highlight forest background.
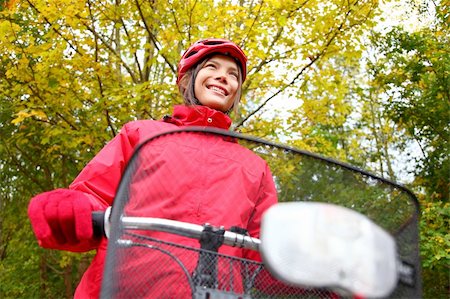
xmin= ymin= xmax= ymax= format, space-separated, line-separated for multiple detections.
xmin=0 ymin=0 xmax=448 ymax=298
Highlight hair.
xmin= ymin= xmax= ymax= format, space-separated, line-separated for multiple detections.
xmin=178 ymin=54 xmax=243 ymax=115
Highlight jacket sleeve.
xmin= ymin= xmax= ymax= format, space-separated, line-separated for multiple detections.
xmin=69 ymin=123 xmax=138 ymax=205
xmin=29 ymin=123 xmax=139 ymax=252
xmin=65 ymin=123 xmax=139 ymax=252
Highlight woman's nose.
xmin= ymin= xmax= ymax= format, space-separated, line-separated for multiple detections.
xmin=215 ymin=73 xmax=227 ymax=83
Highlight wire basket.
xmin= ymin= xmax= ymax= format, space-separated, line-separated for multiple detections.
xmin=101 ymin=128 xmax=421 ymax=298
xmin=103 ymin=231 xmax=339 ymax=299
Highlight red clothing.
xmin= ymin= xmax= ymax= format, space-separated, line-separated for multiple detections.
xmin=37 ymin=105 xmax=278 ymax=298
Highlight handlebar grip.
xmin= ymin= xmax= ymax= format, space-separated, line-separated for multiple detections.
xmin=92 ymin=211 xmax=106 ymax=238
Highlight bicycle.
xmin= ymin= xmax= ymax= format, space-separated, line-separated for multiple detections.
xmin=93 ymin=127 xmax=421 ymax=298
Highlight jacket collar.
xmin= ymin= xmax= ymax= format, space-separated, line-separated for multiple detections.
xmin=163 ymin=105 xmax=232 ymax=130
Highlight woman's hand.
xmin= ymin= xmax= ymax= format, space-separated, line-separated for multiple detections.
xmin=28 ymin=189 xmax=102 ymax=251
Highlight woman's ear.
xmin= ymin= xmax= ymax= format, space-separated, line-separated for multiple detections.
xmin=178 ymin=82 xmax=186 ymax=94
xmin=178 ymin=75 xmax=190 ymax=96
xmin=179 ymin=80 xmax=187 ymax=90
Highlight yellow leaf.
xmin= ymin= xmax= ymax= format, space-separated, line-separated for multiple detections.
xmin=11 ymin=109 xmax=47 ymax=125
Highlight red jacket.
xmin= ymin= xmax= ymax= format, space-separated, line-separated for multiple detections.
xmin=59 ymin=105 xmax=278 ymax=298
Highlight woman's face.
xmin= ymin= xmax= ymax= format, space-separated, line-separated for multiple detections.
xmin=194 ymin=55 xmax=240 ymax=113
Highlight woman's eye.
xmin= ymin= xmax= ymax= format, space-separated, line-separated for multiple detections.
xmin=205 ymin=64 xmax=216 ymax=69
xmin=230 ymin=72 xmax=238 ymax=79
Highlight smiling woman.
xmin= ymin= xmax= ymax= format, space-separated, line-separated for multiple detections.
xmin=27 ymin=38 xmax=280 ymax=298
xmin=177 ymin=39 xmax=246 ymax=114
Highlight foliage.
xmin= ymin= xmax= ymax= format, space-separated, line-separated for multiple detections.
xmin=259 ymin=143 xmax=417 ymax=233
xmin=420 ymin=200 xmax=450 ymax=269
xmin=419 ymin=199 xmax=450 ymax=298
xmin=360 ymin=1 xmax=450 ymax=297
xmin=0 ymin=0 xmax=385 ymax=296
xmin=367 ymin=26 xmax=449 ymax=201
xmin=0 ymin=0 xmax=447 ymax=297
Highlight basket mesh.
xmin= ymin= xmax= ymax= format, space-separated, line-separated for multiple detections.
xmin=104 ymin=232 xmax=339 ymax=299
xmin=101 ymin=128 xmax=421 ymax=298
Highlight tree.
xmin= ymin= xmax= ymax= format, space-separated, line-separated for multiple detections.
xmin=360 ymin=1 xmax=450 ymax=297
xmin=367 ymin=27 xmax=449 ymax=200
xmin=1 ymin=0 xmax=427 ymax=297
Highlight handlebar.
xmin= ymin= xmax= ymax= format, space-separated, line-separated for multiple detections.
xmin=92 ymin=211 xmax=106 ymax=238
xmin=93 ymin=203 xmax=418 ymax=298
xmin=92 ymin=208 xmax=261 ymax=251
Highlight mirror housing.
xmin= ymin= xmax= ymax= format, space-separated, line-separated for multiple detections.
xmin=260 ymin=202 xmax=398 ymax=298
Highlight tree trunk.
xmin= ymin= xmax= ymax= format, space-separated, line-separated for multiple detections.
xmin=39 ymin=253 xmax=48 ymax=298
xmin=64 ymin=263 xmax=73 ymax=299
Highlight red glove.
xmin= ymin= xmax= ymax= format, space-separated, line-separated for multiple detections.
xmin=28 ymin=189 xmax=102 ymax=252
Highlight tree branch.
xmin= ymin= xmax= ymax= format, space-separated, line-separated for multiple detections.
xmin=235 ymin=54 xmax=319 ymax=129
xmin=119 ymin=16 xmax=144 ymax=82
xmin=77 ymin=15 xmax=139 ymax=84
xmin=239 ymin=0 xmax=264 ymax=48
xmin=134 ymin=0 xmax=176 ymax=75
xmin=236 ymin=2 xmax=365 ymax=128
xmin=2 ymin=140 xmax=48 ymax=191
xmin=25 ymin=0 xmax=83 ymax=56
xmin=86 ymin=0 xmax=117 ymax=136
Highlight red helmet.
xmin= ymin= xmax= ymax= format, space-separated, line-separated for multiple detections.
xmin=177 ymin=38 xmax=247 ymax=85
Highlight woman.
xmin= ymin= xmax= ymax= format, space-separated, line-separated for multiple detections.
xmin=28 ymin=38 xmax=278 ymax=298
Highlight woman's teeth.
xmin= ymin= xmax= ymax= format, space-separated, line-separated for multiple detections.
xmin=209 ymin=86 xmax=226 ymax=95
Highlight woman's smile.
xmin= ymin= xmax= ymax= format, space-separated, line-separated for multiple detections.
xmin=207 ymin=84 xmax=229 ymax=96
